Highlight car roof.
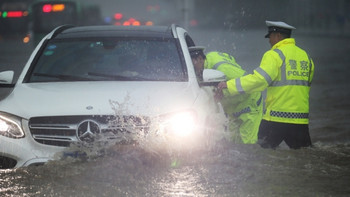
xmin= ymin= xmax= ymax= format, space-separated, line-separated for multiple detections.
xmin=54 ymin=25 xmax=175 ymax=39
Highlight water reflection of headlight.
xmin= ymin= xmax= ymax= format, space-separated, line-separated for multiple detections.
xmin=159 ymin=110 xmax=198 ymax=137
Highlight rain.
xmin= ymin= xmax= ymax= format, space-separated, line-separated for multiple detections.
xmin=0 ymin=0 xmax=350 ymax=196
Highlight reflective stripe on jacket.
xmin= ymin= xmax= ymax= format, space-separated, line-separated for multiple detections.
xmin=226 ymin=38 xmax=314 ymax=124
xmin=205 ymin=52 xmax=245 ymax=79
xmin=205 ymin=51 xmax=261 ymax=117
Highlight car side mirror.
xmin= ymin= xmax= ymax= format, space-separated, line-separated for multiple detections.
xmin=0 ymin=71 xmax=15 ymax=87
xmin=200 ymin=69 xmax=226 ymax=86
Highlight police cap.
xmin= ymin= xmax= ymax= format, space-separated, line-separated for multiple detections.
xmin=264 ymin=21 xmax=296 ymax=38
xmin=189 ymin=46 xmax=206 ymax=58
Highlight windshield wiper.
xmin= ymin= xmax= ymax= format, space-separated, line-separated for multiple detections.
xmin=33 ymin=73 xmax=93 ymax=81
xmin=88 ymin=72 xmax=152 ymax=81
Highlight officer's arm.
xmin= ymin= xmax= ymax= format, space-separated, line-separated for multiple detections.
xmin=226 ymin=51 xmax=280 ymax=95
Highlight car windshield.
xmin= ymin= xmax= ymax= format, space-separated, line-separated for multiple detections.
xmin=26 ymin=38 xmax=187 ymax=82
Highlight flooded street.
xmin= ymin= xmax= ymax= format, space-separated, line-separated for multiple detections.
xmin=1 ymin=142 xmax=350 ymax=196
xmin=1 ymin=29 xmax=350 ymax=196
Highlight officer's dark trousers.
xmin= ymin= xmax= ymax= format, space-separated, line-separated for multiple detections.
xmin=258 ymin=119 xmax=312 ymax=149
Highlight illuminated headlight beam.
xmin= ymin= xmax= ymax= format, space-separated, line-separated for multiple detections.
xmin=0 ymin=114 xmax=25 ymax=138
xmin=159 ymin=111 xmax=198 ymax=137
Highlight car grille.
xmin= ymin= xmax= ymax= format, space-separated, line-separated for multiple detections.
xmin=29 ymin=115 xmax=151 ymax=147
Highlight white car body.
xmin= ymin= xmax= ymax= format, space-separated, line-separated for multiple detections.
xmin=0 ymin=25 xmax=226 ymax=168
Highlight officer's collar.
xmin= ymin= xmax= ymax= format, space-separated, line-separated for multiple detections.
xmin=271 ymin=38 xmax=295 ymax=49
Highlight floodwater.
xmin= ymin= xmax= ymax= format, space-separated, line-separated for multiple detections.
xmin=1 ymin=29 xmax=350 ymax=197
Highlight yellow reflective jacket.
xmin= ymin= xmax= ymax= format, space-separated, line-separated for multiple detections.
xmin=205 ymin=51 xmax=262 ymax=118
xmin=226 ymin=38 xmax=314 ymax=124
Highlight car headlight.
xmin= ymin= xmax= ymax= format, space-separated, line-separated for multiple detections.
xmin=0 ymin=113 xmax=25 ymax=138
xmin=159 ymin=110 xmax=198 ymax=137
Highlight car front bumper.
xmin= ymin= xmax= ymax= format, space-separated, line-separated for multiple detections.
xmin=0 ymin=122 xmax=65 ymax=168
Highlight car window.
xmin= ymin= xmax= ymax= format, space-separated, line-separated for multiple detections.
xmin=26 ymin=38 xmax=187 ymax=82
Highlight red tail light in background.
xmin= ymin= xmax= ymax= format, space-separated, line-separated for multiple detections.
xmin=1 ymin=11 xmax=28 ymax=18
xmin=122 ymin=21 xmax=131 ymax=26
xmin=132 ymin=20 xmax=140 ymax=26
xmin=114 ymin=13 xmax=123 ymax=20
xmin=112 ymin=13 xmax=153 ymax=26
xmin=42 ymin=4 xmax=52 ymax=12
xmin=145 ymin=21 xmax=153 ymax=26
xmin=6 ymin=11 xmax=23 ymax=17
xmin=42 ymin=4 xmax=65 ymax=13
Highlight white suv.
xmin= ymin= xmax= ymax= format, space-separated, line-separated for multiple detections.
xmin=0 ymin=25 xmax=226 ymax=168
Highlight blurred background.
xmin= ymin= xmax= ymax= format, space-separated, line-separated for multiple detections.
xmin=74 ymin=0 xmax=350 ymax=35
xmin=1 ymin=0 xmax=349 ymax=41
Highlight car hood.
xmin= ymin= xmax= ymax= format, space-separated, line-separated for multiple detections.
xmin=0 ymin=81 xmax=198 ymax=119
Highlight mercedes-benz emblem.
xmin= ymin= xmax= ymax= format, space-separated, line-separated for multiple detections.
xmin=76 ymin=120 xmax=100 ymax=142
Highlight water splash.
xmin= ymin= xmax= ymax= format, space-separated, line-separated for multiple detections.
xmin=53 ymin=93 xmax=229 ymax=168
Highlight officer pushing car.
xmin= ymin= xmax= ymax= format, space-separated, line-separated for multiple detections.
xmin=189 ymin=46 xmax=263 ymax=144
xmin=217 ymin=21 xmax=314 ymax=149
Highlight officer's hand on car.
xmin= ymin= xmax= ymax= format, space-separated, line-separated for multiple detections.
xmin=215 ymin=81 xmax=227 ymax=102
xmin=217 ymin=81 xmax=227 ymax=90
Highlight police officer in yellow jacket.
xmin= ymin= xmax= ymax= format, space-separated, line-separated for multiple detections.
xmin=216 ymin=21 xmax=314 ymax=149
xmin=189 ymin=47 xmax=263 ymax=144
